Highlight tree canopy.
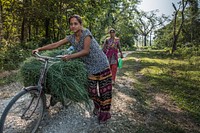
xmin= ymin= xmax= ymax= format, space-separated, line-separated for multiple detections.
xmin=0 ymin=0 xmax=200 ymax=70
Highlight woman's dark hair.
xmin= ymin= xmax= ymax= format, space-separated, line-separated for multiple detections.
xmin=109 ymin=28 xmax=115 ymax=33
xmin=69 ymin=14 xmax=82 ymax=25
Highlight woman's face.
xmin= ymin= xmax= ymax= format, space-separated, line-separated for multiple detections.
xmin=110 ymin=32 xmax=115 ymax=38
xmin=69 ymin=17 xmax=82 ymax=33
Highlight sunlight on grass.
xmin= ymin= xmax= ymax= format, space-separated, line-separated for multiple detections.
xmin=141 ymin=57 xmax=188 ymax=66
xmin=125 ymin=56 xmax=139 ymax=61
xmin=124 ymin=71 xmax=133 ymax=77
xmin=140 ymin=66 xmax=164 ymax=76
xmin=123 ymin=50 xmax=200 ymax=124
xmin=120 ymin=57 xmax=137 ymax=78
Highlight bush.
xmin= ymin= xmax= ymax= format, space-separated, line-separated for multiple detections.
xmin=175 ymin=47 xmax=200 ymax=58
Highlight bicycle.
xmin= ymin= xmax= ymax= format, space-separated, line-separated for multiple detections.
xmin=0 ymin=52 xmax=67 ymax=133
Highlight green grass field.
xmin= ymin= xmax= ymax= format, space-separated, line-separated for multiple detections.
xmin=119 ymin=50 xmax=200 ymax=125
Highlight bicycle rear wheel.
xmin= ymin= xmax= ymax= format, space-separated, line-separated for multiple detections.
xmin=0 ymin=86 xmax=45 ymax=133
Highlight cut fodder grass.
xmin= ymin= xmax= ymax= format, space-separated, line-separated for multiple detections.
xmin=18 ymin=50 xmax=89 ymax=105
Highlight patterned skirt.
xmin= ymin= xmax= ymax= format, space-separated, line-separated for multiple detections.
xmin=88 ymin=67 xmax=112 ymax=122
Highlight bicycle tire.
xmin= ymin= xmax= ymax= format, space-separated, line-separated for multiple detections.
xmin=0 ymin=86 xmax=45 ymax=133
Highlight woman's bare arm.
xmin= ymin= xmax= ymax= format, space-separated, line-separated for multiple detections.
xmin=37 ymin=38 xmax=68 ymax=51
xmin=117 ymin=39 xmax=123 ymax=58
xmin=102 ymin=39 xmax=108 ymax=53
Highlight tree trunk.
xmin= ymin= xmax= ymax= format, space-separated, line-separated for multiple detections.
xmin=35 ymin=24 xmax=38 ymax=36
xmin=149 ymin=31 xmax=152 ymax=46
xmin=0 ymin=2 xmax=3 ymax=44
xmin=20 ymin=18 xmax=25 ymax=43
xmin=28 ymin=24 xmax=31 ymax=40
xmin=144 ymin=34 xmax=147 ymax=46
xmin=45 ymin=18 xmax=50 ymax=39
xmin=172 ymin=10 xmax=177 ymax=53
xmin=190 ymin=0 xmax=198 ymax=42
xmin=172 ymin=0 xmax=187 ymax=54
xmin=141 ymin=36 xmax=144 ymax=46
xmin=172 ymin=35 xmax=178 ymax=53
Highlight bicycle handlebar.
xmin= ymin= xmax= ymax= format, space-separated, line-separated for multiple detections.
xmin=34 ymin=52 xmax=63 ymax=60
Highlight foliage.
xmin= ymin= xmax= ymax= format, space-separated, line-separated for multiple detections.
xmin=154 ymin=23 xmax=174 ymax=49
xmin=134 ymin=10 xmax=169 ymax=47
xmin=0 ymin=41 xmax=39 ymax=71
xmin=0 ymin=43 xmax=30 ymax=71
xmin=174 ymin=46 xmax=200 ymax=57
xmin=154 ymin=0 xmax=200 ymax=51
xmin=0 ymin=0 xmax=141 ymax=71
xmin=0 ymin=71 xmax=18 ymax=86
xmin=0 ymin=0 xmax=140 ymax=44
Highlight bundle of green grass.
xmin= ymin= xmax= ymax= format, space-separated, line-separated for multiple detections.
xmin=19 ymin=49 xmax=89 ymax=104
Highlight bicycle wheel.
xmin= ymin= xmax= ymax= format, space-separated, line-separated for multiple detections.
xmin=0 ymin=86 xmax=45 ymax=133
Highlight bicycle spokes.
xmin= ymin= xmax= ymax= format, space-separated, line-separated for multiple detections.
xmin=21 ymin=93 xmax=41 ymax=120
xmin=1 ymin=89 xmax=44 ymax=133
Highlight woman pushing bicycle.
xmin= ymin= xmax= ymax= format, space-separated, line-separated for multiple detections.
xmin=32 ymin=14 xmax=112 ymax=124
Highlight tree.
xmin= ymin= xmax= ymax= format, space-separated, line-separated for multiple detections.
xmin=134 ymin=10 xmax=169 ymax=46
xmin=172 ymin=0 xmax=188 ymax=53
xmin=0 ymin=0 xmax=3 ymax=45
xmin=150 ymin=0 xmax=200 ymax=51
xmin=185 ymin=0 xmax=199 ymax=44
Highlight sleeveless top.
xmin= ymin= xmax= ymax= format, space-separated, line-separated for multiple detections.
xmin=66 ymin=28 xmax=109 ymax=75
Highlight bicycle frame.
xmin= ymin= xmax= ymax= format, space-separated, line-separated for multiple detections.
xmin=21 ymin=52 xmax=59 ymax=120
xmin=0 ymin=52 xmax=63 ymax=133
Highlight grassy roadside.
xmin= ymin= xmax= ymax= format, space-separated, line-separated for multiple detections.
xmin=118 ymin=50 xmax=200 ymax=132
xmin=0 ymin=71 xmax=18 ymax=86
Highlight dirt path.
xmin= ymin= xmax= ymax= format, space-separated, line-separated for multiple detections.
xmin=0 ymin=51 xmax=199 ymax=133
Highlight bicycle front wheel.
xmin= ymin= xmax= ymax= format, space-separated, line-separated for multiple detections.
xmin=0 ymin=86 xmax=45 ymax=133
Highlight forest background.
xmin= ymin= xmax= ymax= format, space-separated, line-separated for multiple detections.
xmin=0 ymin=0 xmax=199 ymax=70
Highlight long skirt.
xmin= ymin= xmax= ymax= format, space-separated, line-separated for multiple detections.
xmin=110 ymin=63 xmax=118 ymax=82
xmin=88 ymin=67 xmax=112 ymax=122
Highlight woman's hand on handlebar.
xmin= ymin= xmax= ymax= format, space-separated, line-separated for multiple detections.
xmin=32 ymin=49 xmax=39 ymax=54
xmin=61 ymin=54 xmax=72 ymax=61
